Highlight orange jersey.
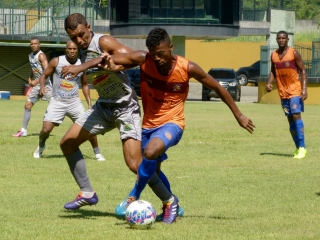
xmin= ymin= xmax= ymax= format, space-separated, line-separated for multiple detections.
xmin=140 ymin=54 xmax=190 ymax=130
xmin=271 ymin=47 xmax=301 ymax=99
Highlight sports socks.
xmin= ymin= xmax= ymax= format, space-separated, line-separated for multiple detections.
xmin=159 ymin=170 xmax=172 ymax=193
xmin=289 ymin=119 xmax=305 ymax=148
xmin=65 ymin=148 xmax=93 ymax=192
xmin=22 ymin=109 xmax=31 ymax=130
xmin=93 ymin=147 xmax=101 ymax=155
xmin=148 ymin=172 xmax=172 ymax=202
xmin=129 ymin=158 xmax=157 ymax=199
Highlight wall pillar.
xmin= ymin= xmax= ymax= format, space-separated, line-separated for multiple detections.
xmin=171 ymin=36 xmax=185 ymax=57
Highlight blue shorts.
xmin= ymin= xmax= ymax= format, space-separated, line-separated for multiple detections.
xmin=281 ymin=96 xmax=304 ymax=116
xmin=142 ymin=123 xmax=183 ymax=162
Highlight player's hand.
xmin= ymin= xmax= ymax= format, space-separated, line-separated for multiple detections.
xmin=99 ymin=53 xmax=124 ymax=71
xmin=40 ymin=86 xmax=48 ymax=96
xmin=301 ymin=89 xmax=308 ymax=101
xmin=266 ymin=83 xmax=273 ymax=92
xmin=236 ymin=115 xmax=255 ymax=134
xmin=29 ymin=79 xmax=37 ymax=87
xmin=61 ymin=65 xmax=81 ymax=79
xmin=88 ymin=103 xmax=92 ymax=109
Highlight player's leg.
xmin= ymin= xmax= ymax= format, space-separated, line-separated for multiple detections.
xmin=13 ymin=99 xmax=35 ymax=137
xmin=288 ymin=97 xmax=306 ymax=159
xmin=61 ymin=103 xmax=113 ymax=210
xmin=88 ymin=136 xmax=106 ymax=161
xmin=61 ymin=123 xmax=98 ymax=210
xmin=283 ymin=97 xmax=306 ymax=159
xmin=33 ymin=121 xmax=55 ymax=158
xmin=70 ymin=99 xmax=106 ymax=162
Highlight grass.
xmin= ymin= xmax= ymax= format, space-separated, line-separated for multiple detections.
xmin=1 ymin=100 xmax=320 ymax=239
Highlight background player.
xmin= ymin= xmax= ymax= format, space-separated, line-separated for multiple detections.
xmin=13 ymin=37 xmax=52 ymax=137
xmin=266 ymin=30 xmax=308 ymax=159
xmin=34 ymin=40 xmax=105 ymax=161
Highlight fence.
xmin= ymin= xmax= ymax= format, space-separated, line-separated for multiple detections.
xmin=0 ymin=0 xmax=109 ymax=42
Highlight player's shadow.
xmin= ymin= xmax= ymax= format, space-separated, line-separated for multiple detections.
xmin=315 ymin=192 xmax=320 ymax=197
xmin=59 ymin=209 xmax=119 ymax=219
xmin=39 ymin=154 xmax=96 ymax=160
xmin=260 ymin=152 xmax=293 ymax=157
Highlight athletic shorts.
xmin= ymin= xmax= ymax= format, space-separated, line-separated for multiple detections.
xmin=75 ymin=100 xmax=142 ymax=140
xmin=28 ymin=82 xmax=52 ymax=104
xmin=281 ymin=96 xmax=304 ymax=116
xmin=142 ymin=123 xmax=183 ymax=162
xmin=43 ymin=97 xmax=85 ymax=125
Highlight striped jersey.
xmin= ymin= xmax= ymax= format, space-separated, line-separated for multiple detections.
xmin=80 ymin=32 xmax=137 ymax=104
xmin=29 ymin=50 xmax=51 ymax=84
xmin=271 ymin=47 xmax=301 ymax=99
xmin=52 ymin=56 xmax=83 ymax=100
xmin=140 ymin=54 xmax=189 ymax=130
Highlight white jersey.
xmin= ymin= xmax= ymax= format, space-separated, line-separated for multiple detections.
xmin=52 ymin=56 xmax=83 ymax=100
xmin=29 ymin=50 xmax=51 ymax=84
xmin=80 ymin=32 xmax=138 ymax=104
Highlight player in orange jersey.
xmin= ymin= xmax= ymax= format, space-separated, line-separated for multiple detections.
xmin=101 ymin=27 xmax=255 ymax=223
xmin=266 ymin=30 xmax=308 ymax=159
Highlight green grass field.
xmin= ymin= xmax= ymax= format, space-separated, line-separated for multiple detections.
xmin=1 ymin=99 xmax=320 ymax=240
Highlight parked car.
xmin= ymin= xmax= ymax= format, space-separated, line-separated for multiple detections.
xmin=126 ymin=67 xmax=141 ymax=97
xmin=202 ymin=68 xmax=241 ymax=102
xmin=236 ymin=60 xmax=260 ymax=86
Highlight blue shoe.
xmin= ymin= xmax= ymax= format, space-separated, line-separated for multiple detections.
xmin=64 ymin=192 xmax=98 ymax=210
xmin=162 ymin=195 xmax=179 ymax=224
xmin=156 ymin=206 xmax=184 ymax=221
xmin=115 ymin=196 xmax=136 ymax=216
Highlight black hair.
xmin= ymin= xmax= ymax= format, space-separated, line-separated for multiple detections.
xmin=276 ymin=30 xmax=288 ymax=38
xmin=30 ymin=37 xmax=39 ymax=41
xmin=64 ymin=13 xmax=88 ymax=31
xmin=146 ymin=27 xmax=171 ymax=48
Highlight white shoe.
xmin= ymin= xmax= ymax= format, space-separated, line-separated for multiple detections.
xmin=34 ymin=145 xmax=46 ymax=158
xmin=95 ymin=153 xmax=106 ymax=161
xmin=13 ymin=130 xmax=27 ymax=137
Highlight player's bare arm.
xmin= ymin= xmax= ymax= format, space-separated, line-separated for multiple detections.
xmin=294 ymin=50 xmax=308 ymax=100
xmin=81 ymin=73 xmax=92 ymax=109
xmin=266 ymin=56 xmax=275 ymax=92
xmin=189 ymin=61 xmax=255 ymax=133
xmin=39 ymin=57 xmax=57 ymax=96
xmin=101 ymin=50 xmax=147 ymax=71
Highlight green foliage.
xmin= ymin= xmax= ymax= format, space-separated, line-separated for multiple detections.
xmin=1 ymin=100 xmax=320 ymax=239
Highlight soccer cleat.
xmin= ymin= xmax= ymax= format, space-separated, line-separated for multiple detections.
xmin=162 ymin=195 xmax=179 ymax=224
xmin=115 ymin=196 xmax=137 ymax=216
xmin=293 ymin=148 xmax=299 ymax=158
xmin=294 ymin=147 xmax=307 ymax=159
xmin=95 ymin=153 xmax=106 ymax=161
xmin=33 ymin=145 xmax=46 ymax=158
xmin=13 ymin=130 xmax=27 ymax=137
xmin=64 ymin=192 xmax=98 ymax=210
xmin=156 ymin=206 xmax=184 ymax=221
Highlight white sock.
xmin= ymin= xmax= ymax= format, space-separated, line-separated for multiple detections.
xmin=162 ymin=195 xmax=174 ymax=204
xmin=81 ymin=191 xmax=94 ymax=198
xmin=21 ymin=128 xmax=27 ymax=132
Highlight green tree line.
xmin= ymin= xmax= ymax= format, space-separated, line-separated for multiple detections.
xmin=244 ymin=0 xmax=320 ymax=19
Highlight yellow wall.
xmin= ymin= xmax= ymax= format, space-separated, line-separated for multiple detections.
xmin=258 ymin=82 xmax=320 ymax=105
xmin=185 ymin=40 xmax=265 ymax=73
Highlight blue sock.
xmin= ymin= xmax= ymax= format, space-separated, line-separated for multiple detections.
xmin=129 ymin=158 xmax=157 ymax=199
xmin=295 ymin=119 xmax=306 ymax=148
xmin=289 ymin=121 xmax=299 ymax=148
xmin=159 ymin=171 xmax=172 ymax=193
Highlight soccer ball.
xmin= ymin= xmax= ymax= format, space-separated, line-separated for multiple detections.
xmin=125 ymin=200 xmax=156 ymax=229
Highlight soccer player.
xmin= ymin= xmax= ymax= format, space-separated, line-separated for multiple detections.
xmin=266 ymin=30 xmax=308 ymax=159
xmin=33 ymin=40 xmax=105 ymax=161
xmin=13 ymin=37 xmax=52 ymax=137
xmin=60 ymin=14 xmax=179 ymax=217
xmin=101 ymin=27 xmax=255 ymax=223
